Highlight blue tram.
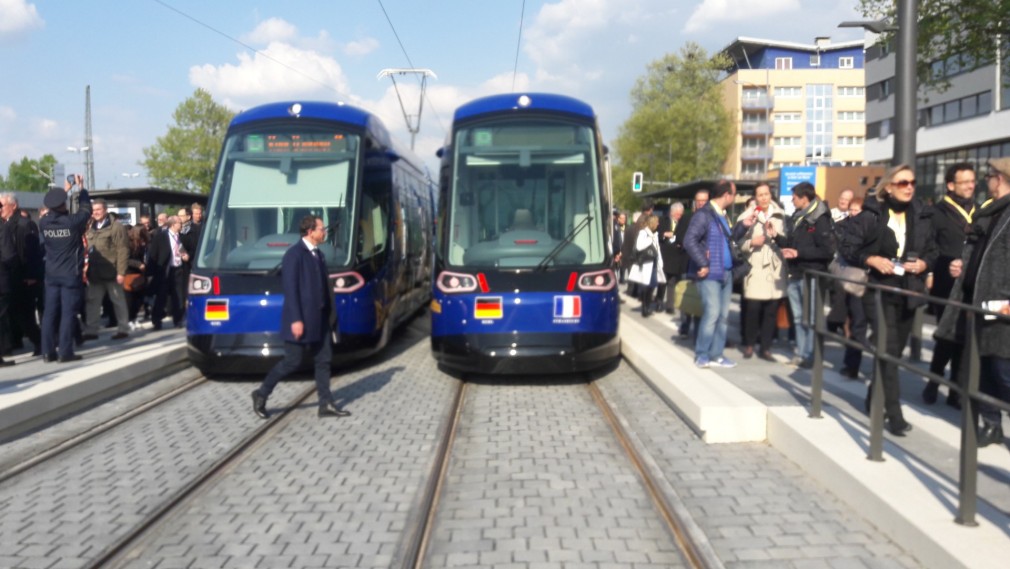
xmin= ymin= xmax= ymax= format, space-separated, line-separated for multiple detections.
xmin=430 ymin=93 xmax=620 ymax=373
xmin=186 ymin=101 xmax=434 ymax=375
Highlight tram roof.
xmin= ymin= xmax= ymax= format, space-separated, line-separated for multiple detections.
xmin=453 ymin=93 xmax=595 ymax=122
xmin=637 ymin=179 xmax=761 ymax=201
xmin=230 ymin=101 xmax=372 ymax=129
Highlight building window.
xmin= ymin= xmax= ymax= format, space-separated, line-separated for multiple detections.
xmin=773 ymin=136 xmax=801 ymax=147
xmin=924 ymin=91 xmax=993 ymax=126
xmin=810 ymin=54 xmax=821 ymax=67
xmin=839 ymin=56 xmax=855 ymax=69
xmin=774 ymin=86 xmax=802 ymax=98
xmin=776 ymin=57 xmax=793 ymax=70
xmin=837 ymin=136 xmax=865 ymax=146
xmin=774 ymin=112 xmax=801 ymax=123
xmin=806 ymin=84 xmax=833 ymax=162
xmin=838 ymin=111 xmax=865 ymax=122
xmin=838 ymin=86 xmax=864 ymax=97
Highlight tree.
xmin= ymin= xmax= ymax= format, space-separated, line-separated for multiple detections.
xmin=3 ymin=154 xmax=59 ymax=192
xmin=611 ymin=43 xmax=734 ymax=211
xmin=858 ymin=0 xmax=1010 ymax=91
xmin=142 ymin=88 xmax=234 ymax=194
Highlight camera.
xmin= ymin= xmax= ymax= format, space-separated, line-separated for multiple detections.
xmin=67 ymin=174 xmax=77 ymax=185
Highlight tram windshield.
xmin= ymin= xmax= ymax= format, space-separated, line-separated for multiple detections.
xmin=446 ymin=118 xmax=605 ymax=269
xmin=196 ymin=127 xmax=360 ymax=271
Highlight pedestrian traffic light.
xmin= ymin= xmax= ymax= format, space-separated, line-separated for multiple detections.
xmin=632 ymin=171 xmax=643 ymax=192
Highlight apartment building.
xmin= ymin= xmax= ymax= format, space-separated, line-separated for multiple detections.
xmin=718 ymin=37 xmax=867 ymax=181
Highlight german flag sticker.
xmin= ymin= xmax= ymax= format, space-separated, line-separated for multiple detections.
xmin=474 ymin=296 xmax=503 ymax=319
xmin=205 ymin=299 xmax=229 ymax=321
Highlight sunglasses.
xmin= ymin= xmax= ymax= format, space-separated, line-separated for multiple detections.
xmin=892 ymin=179 xmax=916 ymax=188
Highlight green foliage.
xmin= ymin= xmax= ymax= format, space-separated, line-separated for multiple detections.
xmin=142 ymin=88 xmax=234 ymax=194
xmin=3 ymin=154 xmax=58 ymax=192
xmin=858 ymin=0 xmax=1010 ymax=91
xmin=611 ymin=43 xmax=733 ymax=212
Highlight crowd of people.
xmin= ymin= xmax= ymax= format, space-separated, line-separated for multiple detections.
xmin=615 ymin=159 xmax=1010 ymax=444
xmin=0 ymin=178 xmax=204 ymax=364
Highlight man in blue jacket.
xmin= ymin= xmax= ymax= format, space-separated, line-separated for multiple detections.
xmin=252 ymin=215 xmax=350 ymax=419
xmin=685 ymin=180 xmax=738 ymax=369
xmin=39 ymin=176 xmax=92 ymax=362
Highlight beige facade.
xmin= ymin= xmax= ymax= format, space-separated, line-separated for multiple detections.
xmin=720 ymin=68 xmax=866 ymax=180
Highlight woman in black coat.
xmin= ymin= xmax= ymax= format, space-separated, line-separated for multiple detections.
xmin=837 ymin=164 xmax=936 ymax=436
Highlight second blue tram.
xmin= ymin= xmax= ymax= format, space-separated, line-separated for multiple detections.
xmin=187 ymin=101 xmax=434 ymax=375
xmin=431 ymin=93 xmax=620 ymax=374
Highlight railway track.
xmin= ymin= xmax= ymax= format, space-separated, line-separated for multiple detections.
xmin=401 ymin=372 xmax=721 ymax=569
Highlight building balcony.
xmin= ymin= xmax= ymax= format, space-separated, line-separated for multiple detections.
xmin=740 ymin=147 xmax=773 ymax=160
xmin=741 ymin=122 xmax=773 ymax=135
xmin=741 ymin=95 xmax=773 ymax=109
xmin=738 ymin=171 xmax=769 ymax=180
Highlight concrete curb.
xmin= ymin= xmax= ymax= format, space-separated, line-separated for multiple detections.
xmin=0 ymin=340 xmax=188 ymax=441
xmin=619 ymin=314 xmax=767 ymax=443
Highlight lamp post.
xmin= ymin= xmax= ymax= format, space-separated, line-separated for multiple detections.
xmin=30 ymin=164 xmax=53 ymax=183
xmin=840 ymin=0 xmax=917 ymax=167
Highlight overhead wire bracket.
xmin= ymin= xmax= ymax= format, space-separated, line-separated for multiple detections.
xmin=378 ymin=68 xmax=437 ymax=150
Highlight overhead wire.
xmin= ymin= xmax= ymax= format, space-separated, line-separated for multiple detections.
xmin=375 ymin=0 xmax=447 ymax=138
xmin=512 ymin=0 xmax=526 ymax=92
xmin=150 ymin=0 xmax=345 ymax=99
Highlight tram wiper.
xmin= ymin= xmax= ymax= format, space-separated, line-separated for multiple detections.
xmin=534 ymin=213 xmax=593 ymax=272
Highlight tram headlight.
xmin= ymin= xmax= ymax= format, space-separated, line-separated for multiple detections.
xmin=189 ymin=274 xmax=212 ymax=295
xmin=436 ymin=271 xmax=478 ymax=294
xmin=329 ymin=271 xmax=365 ymax=293
xmin=577 ymin=269 xmax=616 ymax=291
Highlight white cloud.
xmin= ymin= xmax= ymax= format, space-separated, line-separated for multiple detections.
xmin=343 ymin=37 xmax=379 ymax=57
xmin=242 ymin=17 xmax=298 ymax=45
xmin=684 ymin=0 xmax=800 ymax=33
xmin=189 ymin=42 xmax=349 ymax=110
xmin=0 ymin=105 xmax=16 ymax=122
xmin=0 ymin=0 xmax=43 ymax=36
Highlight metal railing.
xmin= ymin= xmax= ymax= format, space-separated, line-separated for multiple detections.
xmin=800 ymin=268 xmax=1010 ymax=527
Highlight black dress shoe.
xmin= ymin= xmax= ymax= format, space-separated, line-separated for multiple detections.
xmin=978 ymin=422 xmax=1004 ymax=448
xmin=152 ymin=322 xmax=163 ymax=331
xmin=318 ymin=401 xmax=351 ymax=418
xmin=58 ymin=355 xmax=83 ymax=363
xmin=921 ymin=382 xmax=939 ymax=405
xmin=839 ymin=367 xmax=859 ymax=380
xmin=885 ymin=418 xmax=913 ymax=436
xmin=111 ymin=332 xmax=129 ymax=340
xmin=945 ymin=392 xmax=961 ymax=410
xmin=741 ymin=346 xmax=754 ymax=359
xmin=252 ymin=391 xmax=269 ymax=419
xmin=758 ymin=351 xmax=776 ymax=363
xmin=43 ymin=353 xmax=59 ymax=363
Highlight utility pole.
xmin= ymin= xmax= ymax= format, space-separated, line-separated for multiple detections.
xmin=84 ymin=85 xmax=96 ymax=191
xmin=893 ymin=0 xmax=918 ymax=168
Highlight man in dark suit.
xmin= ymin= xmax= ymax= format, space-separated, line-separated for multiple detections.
xmin=658 ymin=202 xmax=687 ymax=314
xmin=252 ymin=215 xmax=350 ymax=419
xmin=146 ymin=215 xmax=188 ymax=330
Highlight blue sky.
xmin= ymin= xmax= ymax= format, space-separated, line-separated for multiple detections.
xmin=0 ymin=0 xmax=862 ymax=189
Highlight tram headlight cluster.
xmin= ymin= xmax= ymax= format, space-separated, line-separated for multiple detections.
xmin=329 ymin=271 xmax=365 ymax=293
xmin=189 ymin=274 xmax=213 ymax=295
xmin=577 ymin=269 xmax=616 ymax=291
xmin=436 ymin=271 xmax=479 ymax=294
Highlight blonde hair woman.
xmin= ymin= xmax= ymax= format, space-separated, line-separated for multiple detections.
xmin=632 ymin=214 xmax=665 ymax=317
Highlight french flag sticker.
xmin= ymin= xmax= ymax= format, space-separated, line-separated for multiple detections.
xmin=553 ymin=295 xmax=582 ymax=318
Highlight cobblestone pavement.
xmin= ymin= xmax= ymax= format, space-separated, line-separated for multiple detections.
xmin=597 ymin=360 xmax=922 ymax=569
xmin=0 ymin=373 xmax=307 ymax=569
xmin=110 ymin=329 xmax=458 ymax=569
xmin=423 ymin=378 xmax=690 ymax=569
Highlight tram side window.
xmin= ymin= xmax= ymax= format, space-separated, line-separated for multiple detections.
xmin=358 ymin=190 xmax=388 ymax=260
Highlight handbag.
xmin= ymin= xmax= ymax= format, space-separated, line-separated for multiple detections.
xmin=717 ymin=219 xmax=751 ymax=283
xmin=627 ymin=263 xmax=647 ymax=285
xmin=123 ymin=273 xmax=146 ymax=292
xmin=675 ymin=280 xmax=703 ymax=317
xmin=828 ymin=258 xmax=868 ymax=297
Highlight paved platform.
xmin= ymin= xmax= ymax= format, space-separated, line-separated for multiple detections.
xmin=617 ymin=291 xmax=1010 ymax=569
xmin=0 ymin=323 xmax=187 ymax=441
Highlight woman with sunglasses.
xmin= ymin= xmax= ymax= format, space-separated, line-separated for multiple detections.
xmin=837 ymin=164 xmax=937 ymax=436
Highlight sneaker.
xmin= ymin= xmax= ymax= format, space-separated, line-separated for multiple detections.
xmin=694 ymin=357 xmax=710 ymax=369
xmin=711 ymin=356 xmax=737 ymax=369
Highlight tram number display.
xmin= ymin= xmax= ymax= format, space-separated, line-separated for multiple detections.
xmin=245 ymin=133 xmax=347 ymax=153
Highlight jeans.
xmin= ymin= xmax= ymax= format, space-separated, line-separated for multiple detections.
xmin=980 ymin=356 xmax=1010 ymax=426
xmin=787 ymin=278 xmax=813 ymax=359
xmin=695 ymin=274 xmax=732 ymax=360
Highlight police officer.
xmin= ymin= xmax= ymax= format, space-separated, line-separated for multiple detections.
xmin=39 ymin=175 xmax=92 ymax=362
